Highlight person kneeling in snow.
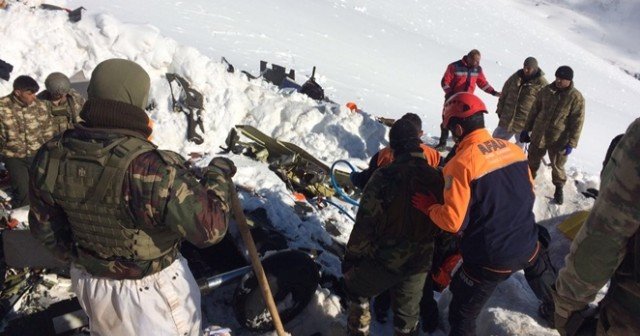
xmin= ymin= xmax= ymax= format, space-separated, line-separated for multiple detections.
xmin=29 ymin=59 xmax=235 ymax=336
xmin=342 ymin=118 xmax=444 ymax=336
xmin=413 ymin=92 xmax=557 ymax=335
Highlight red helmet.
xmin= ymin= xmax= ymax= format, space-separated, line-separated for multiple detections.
xmin=442 ymin=92 xmax=487 ymax=128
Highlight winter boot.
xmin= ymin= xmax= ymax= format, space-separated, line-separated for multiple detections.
xmin=553 ymin=185 xmax=564 ymax=205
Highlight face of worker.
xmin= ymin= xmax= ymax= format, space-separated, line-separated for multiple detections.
xmin=522 ymin=65 xmax=537 ymax=78
xmin=554 ymin=77 xmax=571 ymax=89
xmin=468 ymin=54 xmax=481 ymax=67
xmin=14 ymin=89 xmax=37 ymax=106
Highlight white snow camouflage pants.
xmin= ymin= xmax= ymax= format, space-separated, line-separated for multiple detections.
xmin=71 ymin=256 xmax=202 ymax=336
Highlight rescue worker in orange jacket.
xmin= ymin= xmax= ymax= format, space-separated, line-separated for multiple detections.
xmin=350 ymin=113 xmax=441 ymax=190
xmin=412 ymin=93 xmax=556 ymax=335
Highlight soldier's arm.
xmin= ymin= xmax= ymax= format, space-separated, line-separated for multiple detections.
xmin=565 ymin=94 xmax=585 ymax=148
xmin=554 ymin=119 xmax=640 ymax=318
xmin=345 ymin=173 xmax=385 ymax=261
xmin=495 ymin=76 xmax=511 ymax=115
xmin=127 ymin=151 xmax=232 ymax=248
xmin=350 ymin=152 xmax=380 ymax=190
xmin=165 ymin=164 xmax=232 ymax=248
xmin=523 ymin=91 xmax=543 ymax=131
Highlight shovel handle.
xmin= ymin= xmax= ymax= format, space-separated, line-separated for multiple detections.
xmin=230 ymin=186 xmax=287 ymax=336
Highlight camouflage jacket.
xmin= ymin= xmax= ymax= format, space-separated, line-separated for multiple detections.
xmin=496 ymin=69 xmax=548 ymax=133
xmin=345 ymin=151 xmax=443 ymax=275
xmin=554 ymin=118 xmax=640 ymax=319
xmin=0 ymin=94 xmax=54 ymax=158
xmin=29 ymin=127 xmax=233 ymax=279
xmin=37 ymin=89 xmax=86 ymax=136
xmin=523 ymin=82 xmax=585 ymax=150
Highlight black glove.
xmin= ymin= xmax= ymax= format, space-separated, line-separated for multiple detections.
xmin=208 ymin=157 xmax=237 ymax=178
xmin=520 ymin=130 xmax=531 ymax=143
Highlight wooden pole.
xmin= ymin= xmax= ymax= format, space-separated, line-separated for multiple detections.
xmin=229 ymin=187 xmax=287 ymax=336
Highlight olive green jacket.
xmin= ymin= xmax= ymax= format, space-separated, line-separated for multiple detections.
xmin=496 ymin=69 xmax=548 ymax=133
xmin=524 ymin=82 xmax=585 ymax=150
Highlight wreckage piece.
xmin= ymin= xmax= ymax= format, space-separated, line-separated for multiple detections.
xmin=40 ymin=4 xmax=85 ymax=23
xmin=0 ymin=59 xmax=13 ymax=82
xmin=233 ymin=249 xmax=320 ymax=332
xmin=228 ymin=125 xmax=357 ymax=198
xmin=166 ymin=73 xmax=205 ymax=144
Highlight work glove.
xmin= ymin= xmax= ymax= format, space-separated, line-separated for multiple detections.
xmin=519 ymin=130 xmax=531 ymax=143
xmin=493 ymin=91 xmax=502 ymax=97
xmin=208 ymin=157 xmax=237 ymax=178
xmin=411 ymin=192 xmax=438 ymax=216
xmin=564 ymin=145 xmax=573 ymax=156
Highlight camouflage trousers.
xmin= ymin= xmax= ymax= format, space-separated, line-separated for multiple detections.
xmin=527 ymin=145 xmax=568 ymax=186
xmin=592 ymin=288 xmax=640 ymax=336
xmin=344 ymin=258 xmax=427 ymax=336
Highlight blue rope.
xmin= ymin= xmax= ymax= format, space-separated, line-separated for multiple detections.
xmin=330 ymin=160 xmax=360 ymax=206
xmin=309 ymin=197 xmax=356 ymax=222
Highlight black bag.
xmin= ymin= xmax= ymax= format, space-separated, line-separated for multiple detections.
xmin=0 ymin=59 xmax=13 ymax=81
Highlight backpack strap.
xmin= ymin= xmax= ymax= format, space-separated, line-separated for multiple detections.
xmin=88 ymin=137 xmax=155 ymax=203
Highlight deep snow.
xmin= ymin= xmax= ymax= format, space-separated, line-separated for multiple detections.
xmin=1 ymin=0 xmax=638 ymax=335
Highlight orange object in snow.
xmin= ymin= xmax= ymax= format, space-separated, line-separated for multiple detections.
xmin=346 ymin=102 xmax=358 ymax=112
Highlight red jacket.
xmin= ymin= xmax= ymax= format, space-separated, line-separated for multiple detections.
xmin=441 ymin=56 xmax=497 ymax=99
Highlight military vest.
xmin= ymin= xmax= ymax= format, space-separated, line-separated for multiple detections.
xmin=40 ymin=134 xmax=180 ymax=261
xmin=49 ymin=98 xmax=73 ymax=134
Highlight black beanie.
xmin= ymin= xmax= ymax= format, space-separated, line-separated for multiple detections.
xmin=555 ymin=66 xmax=574 ymax=81
xmin=389 ymin=118 xmax=420 ymax=153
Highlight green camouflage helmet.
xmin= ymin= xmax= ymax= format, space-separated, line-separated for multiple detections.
xmin=44 ymin=72 xmax=71 ymax=96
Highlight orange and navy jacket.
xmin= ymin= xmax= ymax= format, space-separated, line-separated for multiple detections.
xmin=351 ymin=144 xmax=441 ymax=189
xmin=441 ymin=56 xmax=497 ymax=99
xmin=427 ymin=128 xmax=537 ymax=270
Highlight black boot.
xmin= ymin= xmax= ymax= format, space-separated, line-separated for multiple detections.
xmin=436 ymin=125 xmax=449 ymax=151
xmin=554 ymin=185 xmax=563 ymax=205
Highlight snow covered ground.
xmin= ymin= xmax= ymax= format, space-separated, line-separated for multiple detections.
xmin=1 ymin=0 xmax=638 ymax=335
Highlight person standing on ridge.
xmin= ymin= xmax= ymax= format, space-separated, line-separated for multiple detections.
xmin=0 ymin=75 xmax=53 ymax=208
xmin=29 ymin=59 xmax=235 ymax=336
xmin=38 ymin=72 xmax=86 ymax=136
xmin=412 ymin=92 xmax=557 ymax=335
xmin=343 ymin=118 xmax=443 ymax=336
xmin=493 ymin=57 xmax=548 ymax=147
xmin=519 ymin=65 xmax=585 ymax=205
xmin=437 ymin=49 xmax=501 ymax=151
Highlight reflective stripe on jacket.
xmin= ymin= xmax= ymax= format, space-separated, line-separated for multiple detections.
xmin=441 ymin=56 xmax=496 ymax=98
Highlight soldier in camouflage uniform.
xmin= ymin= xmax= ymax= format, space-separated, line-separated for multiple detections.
xmin=0 ymin=75 xmax=53 ymax=207
xmin=553 ymin=118 xmax=640 ymax=336
xmin=342 ymin=118 xmax=443 ymax=336
xmin=37 ymin=72 xmax=86 ymax=136
xmin=29 ymin=59 xmax=234 ymax=336
xmin=493 ymin=57 xmax=548 ymax=147
xmin=520 ymin=65 xmax=585 ymax=205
